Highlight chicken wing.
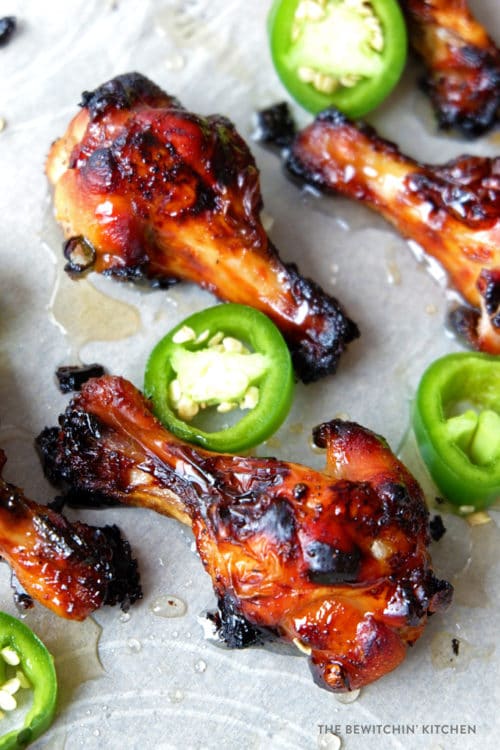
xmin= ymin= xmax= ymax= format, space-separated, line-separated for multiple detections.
xmin=37 ymin=375 xmax=452 ymax=692
xmin=400 ymin=0 xmax=500 ymax=137
xmin=0 ymin=448 xmax=142 ymax=620
xmin=45 ymin=72 xmax=359 ymax=383
xmin=285 ymin=107 xmax=500 ymax=353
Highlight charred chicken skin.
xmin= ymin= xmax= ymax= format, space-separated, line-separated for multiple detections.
xmin=285 ymin=108 xmax=500 ymax=353
xmin=38 ymin=375 xmax=452 ymax=692
xmin=400 ymin=0 xmax=500 ymax=137
xmin=45 ymin=72 xmax=359 ymax=383
xmin=0 ymin=448 xmax=142 ymax=620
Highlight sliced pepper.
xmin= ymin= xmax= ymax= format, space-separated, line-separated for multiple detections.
xmin=268 ymin=0 xmax=407 ymax=118
xmin=0 ymin=612 xmax=57 ymax=749
xmin=412 ymin=352 xmax=500 ymax=511
xmin=144 ymin=304 xmax=295 ymax=452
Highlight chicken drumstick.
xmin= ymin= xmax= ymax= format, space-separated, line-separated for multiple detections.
xmin=46 ymin=73 xmax=359 ymax=383
xmin=38 ymin=375 xmax=452 ymax=692
xmin=400 ymin=0 xmax=500 ymax=137
xmin=0 ymin=448 xmax=142 ymax=619
xmin=285 ymin=107 xmax=500 ymax=353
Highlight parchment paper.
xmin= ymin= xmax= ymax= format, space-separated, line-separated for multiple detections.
xmin=0 ymin=1 xmax=499 ymax=748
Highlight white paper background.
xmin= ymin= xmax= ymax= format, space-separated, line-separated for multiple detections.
xmin=0 ymin=1 xmax=499 ymax=748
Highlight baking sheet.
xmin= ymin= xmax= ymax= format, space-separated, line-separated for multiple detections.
xmin=0 ymin=1 xmax=499 ymax=748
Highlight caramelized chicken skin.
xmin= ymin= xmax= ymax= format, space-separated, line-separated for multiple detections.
xmin=0 ymin=448 xmax=142 ymax=619
xmin=38 ymin=376 xmax=451 ymax=691
xmin=400 ymin=0 xmax=500 ymax=137
xmin=286 ymin=108 xmax=500 ymax=353
xmin=45 ymin=72 xmax=358 ymax=383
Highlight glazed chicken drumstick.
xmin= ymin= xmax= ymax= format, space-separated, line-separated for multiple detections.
xmin=284 ymin=108 xmax=500 ymax=353
xmin=400 ymin=0 xmax=500 ymax=137
xmin=45 ymin=72 xmax=358 ymax=383
xmin=0 ymin=448 xmax=142 ymax=619
xmin=38 ymin=376 xmax=452 ymax=692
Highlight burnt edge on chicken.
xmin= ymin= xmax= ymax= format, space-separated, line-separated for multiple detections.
xmin=56 ymin=362 xmax=107 ymax=393
xmin=254 ymin=102 xmax=298 ymax=148
xmin=280 ymin=104 xmax=500 ymax=354
xmin=47 ymin=72 xmax=359 ymax=383
xmin=420 ymin=46 xmax=500 ymax=138
xmin=0 ymin=16 xmax=16 ymax=48
xmin=400 ymin=0 xmax=500 ymax=138
xmin=80 ymin=72 xmax=180 ymax=122
xmin=0 ymin=447 xmax=142 ymax=618
xmin=208 ymin=593 xmax=274 ymax=649
xmin=36 ymin=375 xmax=452 ymax=691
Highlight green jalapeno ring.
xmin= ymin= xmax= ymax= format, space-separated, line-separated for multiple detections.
xmin=412 ymin=352 xmax=500 ymax=511
xmin=144 ymin=304 xmax=295 ymax=453
xmin=0 ymin=612 xmax=57 ymax=750
xmin=268 ymin=0 xmax=408 ymax=117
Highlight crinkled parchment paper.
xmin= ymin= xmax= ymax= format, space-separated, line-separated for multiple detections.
xmin=0 ymin=1 xmax=499 ymax=748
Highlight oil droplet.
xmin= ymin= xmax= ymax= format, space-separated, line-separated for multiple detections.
xmin=93 ymin=729 xmax=100 ymax=737
xmin=168 ymin=689 xmax=184 ymax=704
xmin=431 ymin=631 xmax=493 ymax=672
xmin=318 ymin=734 xmax=342 ymax=750
xmin=150 ymin=595 xmax=187 ymax=619
xmin=335 ymin=688 xmax=361 ymax=704
xmin=194 ymin=659 xmax=207 ymax=673
xmin=126 ymin=638 xmax=142 ymax=653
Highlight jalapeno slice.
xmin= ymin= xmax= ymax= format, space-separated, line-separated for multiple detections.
xmin=268 ymin=0 xmax=408 ymax=117
xmin=0 ymin=612 xmax=57 ymax=750
xmin=412 ymin=353 xmax=500 ymax=511
xmin=144 ymin=304 xmax=295 ymax=453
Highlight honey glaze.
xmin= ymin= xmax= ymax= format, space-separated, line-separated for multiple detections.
xmin=49 ymin=271 xmax=141 ymax=353
xmin=40 ymin=200 xmax=141 ymax=356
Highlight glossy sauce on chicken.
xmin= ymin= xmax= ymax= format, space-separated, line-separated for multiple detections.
xmin=38 ymin=376 xmax=452 ymax=692
xmin=0 ymin=448 xmax=142 ymax=619
xmin=400 ymin=0 xmax=500 ymax=137
xmin=285 ymin=107 xmax=500 ymax=353
xmin=46 ymin=72 xmax=359 ymax=383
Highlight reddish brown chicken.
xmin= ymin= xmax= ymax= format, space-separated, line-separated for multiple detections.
xmin=45 ymin=72 xmax=358 ymax=383
xmin=400 ymin=0 xmax=500 ymax=137
xmin=284 ymin=108 xmax=500 ymax=353
xmin=0 ymin=448 xmax=141 ymax=619
xmin=38 ymin=376 xmax=451 ymax=692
